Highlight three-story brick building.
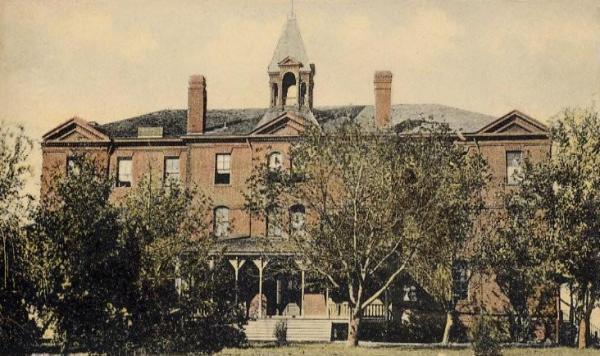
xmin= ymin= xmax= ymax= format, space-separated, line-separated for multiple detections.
xmin=41 ymin=13 xmax=551 ymax=341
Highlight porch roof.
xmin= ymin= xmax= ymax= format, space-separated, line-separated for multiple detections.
xmin=212 ymin=236 xmax=296 ymax=257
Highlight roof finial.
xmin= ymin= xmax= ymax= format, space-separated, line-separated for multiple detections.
xmin=290 ymin=0 xmax=295 ymax=18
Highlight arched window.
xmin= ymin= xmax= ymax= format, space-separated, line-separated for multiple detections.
xmin=214 ymin=206 xmax=229 ymax=238
xmin=289 ymin=204 xmax=305 ymax=233
xmin=266 ymin=206 xmax=282 ymax=237
xmin=268 ymin=152 xmax=283 ymax=171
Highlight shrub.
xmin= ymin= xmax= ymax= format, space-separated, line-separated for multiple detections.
xmin=274 ymin=320 xmax=288 ymax=346
xmin=471 ymin=313 xmax=503 ymax=356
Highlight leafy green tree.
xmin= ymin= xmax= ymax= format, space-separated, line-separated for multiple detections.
xmin=494 ymin=108 xmax=600 ymax=348
xmin=30 ymin=157 xmax=131 ymax=352
xmin=479 ymin=204 xmax=555 ymax=342
xmin=120 ymin=172 xmax=245 ymax=353
xmin=0 ymin=123 xmax=40 ymax=352
xmin=407 ymin=141 xmax=489 ymax=345
xmin=245 ymin=121 xmax=487 ymax=346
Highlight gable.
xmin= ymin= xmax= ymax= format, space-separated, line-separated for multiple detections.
xmin=476 ymin=110 xmax=548 ymax=135
xmin=43 ymin=117 xmax=110 ymax=143
xmin=278 ymin=56 xmax=302 ymax=67
xmin=250 ymin=113 xmax=307 ymax=136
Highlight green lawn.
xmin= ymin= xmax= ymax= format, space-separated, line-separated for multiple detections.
xmin=218 ymin=344 xmax=600 ymax=356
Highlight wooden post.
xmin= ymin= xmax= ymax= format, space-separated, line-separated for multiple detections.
xmin=228 ymin=258 xmax=246 ymax=305
xmin=295 ymin=260 xmax=307 ymax=318
xmin=252 ymin=259 xmax=269 ymax=319
xmin=301 ymin=269 xmax=305 ymax=317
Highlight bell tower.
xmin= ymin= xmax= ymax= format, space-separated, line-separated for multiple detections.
xmin=267 ymin=13 xmax=315 ymax=111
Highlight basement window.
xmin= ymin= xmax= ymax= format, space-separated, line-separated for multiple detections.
xmin=117 ymin=157 xmax=132 ymax=187
xmin=215 ymin=154 xmax=231 ymax=185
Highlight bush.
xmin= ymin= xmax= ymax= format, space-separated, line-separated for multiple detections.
xmin=471 ymin=314 xmax=503 ymax=356
xmin=274 ymin=320 xmax=288 ymax=346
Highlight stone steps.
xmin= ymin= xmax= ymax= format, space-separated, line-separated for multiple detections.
xmin=245 ymin=319 xmax=332 ymax=342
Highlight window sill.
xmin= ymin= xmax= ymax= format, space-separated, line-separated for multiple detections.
xmin=214 ymin=184 xmax=232 ymax=187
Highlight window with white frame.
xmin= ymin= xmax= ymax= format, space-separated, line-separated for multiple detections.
xmin=117 ymin=157 xmax=132 ymax=187
xmin=506 ymin=151 xmax=523 ymax=185
xmin=289 ymin=204 xmax=305 ymax=233
xmin=215 ymin=154 xmax=231 ymax=185
xmin=67 ymin=156 xmax=81 ymax=176
xmin=164 ymin=157 xmax=180 ymax=182
xmin=268 ymin=152 xmax=283 ymax=171
xmin=214 ymin=206 xmax=230 ymax=238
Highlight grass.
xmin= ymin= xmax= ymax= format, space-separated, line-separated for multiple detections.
xmin=218 ymin=343 xmax=600 ymax=356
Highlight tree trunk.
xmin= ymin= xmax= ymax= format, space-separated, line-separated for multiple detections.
xmin=347 ymin=309 xmax=362 ymax=347
xmin=578 ymin=309 xmax=591 ymax=349
xmin=442 ymin=310 xmax=454 ymax=345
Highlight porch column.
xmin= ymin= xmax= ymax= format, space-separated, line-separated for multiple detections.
xmin=228 ymin=258 xmax=246 ymax=304
xmin=208 ymin=259 xmax=215 ymax=301
xmin=384 ymin=289 xmax=390 ymax=321
xmin=252 ymin=258 xmax=269 ymax=319
xmin=295 ymin=260 xmax=307 ymax=317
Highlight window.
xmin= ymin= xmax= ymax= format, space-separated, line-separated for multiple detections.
xmin=117 ymin=157 xmax=132 ymax=187
xmin=214 ymin=206 xmax=230 ymax=238
xmin=268 ymin=152 xmax=283 ymax=171
xmin=67 ymin=156 xmax=81 ymax=176
xmin=403 ymin=285 xmax=418 ymax=302
xmin=452 ymin=260 xmax=469 ymax=301
xmin=289 ymin=204 xmax=305 ymax=233
xmin=266 ymin=207 xmax=282 ymax=237
xmin=164 ymin=157 xmax=180 ymax=182
xmin=506 ymin=151 xmax=523 ymax=185
xmin=215 ymin=154 xmax=231 ymax=185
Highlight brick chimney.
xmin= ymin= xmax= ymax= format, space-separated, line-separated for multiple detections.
xmin=374 ymin=71 xmax=392 ymax=129
xmin=187 ymin=75 xmax=206 ymax=135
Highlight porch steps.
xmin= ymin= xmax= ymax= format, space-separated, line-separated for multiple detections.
xmin=245 ymin=319 xmax=332 ymax=342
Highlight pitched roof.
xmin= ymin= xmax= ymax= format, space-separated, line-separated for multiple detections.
xmin=268 ymin=17 xmax=311 ymax=72
xmin=99 ymin=104 xmax=497 ymax=139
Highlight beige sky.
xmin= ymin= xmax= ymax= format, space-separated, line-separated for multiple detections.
xmin=1 ymin=0 xmax=599 ymax=195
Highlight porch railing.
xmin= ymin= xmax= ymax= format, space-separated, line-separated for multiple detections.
xmin=327 ymin=302 xmax=389 ymax=320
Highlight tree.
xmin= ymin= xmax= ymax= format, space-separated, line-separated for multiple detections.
xmin=0 ymin=123 xmax=39 ymax=352
xmin=120 ymin=172 xmax=245 ymax=353
xmin=407 ymin=140 xmax=489 ymax=345
xmin=245 ymin=120 xmax=488 ymax=346
xmin=479 ymin=201 xmax=555 ymax=343
xmin=30 ymin=157 xmax=131 ymax=351
xmin=498 ymin=108 xmax=600 ymax=348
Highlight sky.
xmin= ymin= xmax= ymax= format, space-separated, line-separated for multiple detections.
xmin=1 ymin=0 xmax=599 ymax=195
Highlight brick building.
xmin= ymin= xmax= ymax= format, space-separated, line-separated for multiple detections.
xmin=41 ymin=14 xmax=551 ymax=341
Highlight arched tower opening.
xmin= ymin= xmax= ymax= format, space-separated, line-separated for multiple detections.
xmin=282 ymin=72 xmax=297 ymax=107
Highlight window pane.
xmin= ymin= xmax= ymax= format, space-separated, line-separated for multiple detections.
xmin=217 ymin=154 xmax=230 ymax=173
xmin=269 ymin=152 xmax=283 ymax=170
xmin=214 ymin=207 xmax=229 ymax=238
xmin=290 ymin=204 xmax=305 ymax=232
xmin=506 ymin=151 xmax=523 ymax=185
xmin=118 ymin=158 xmax=132 ymax=186
xmin=165 ymin=157 xmax=180 ymax=181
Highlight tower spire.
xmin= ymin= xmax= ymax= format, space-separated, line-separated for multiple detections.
xmin=290 ymin=0 xmax=295 ymax=18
